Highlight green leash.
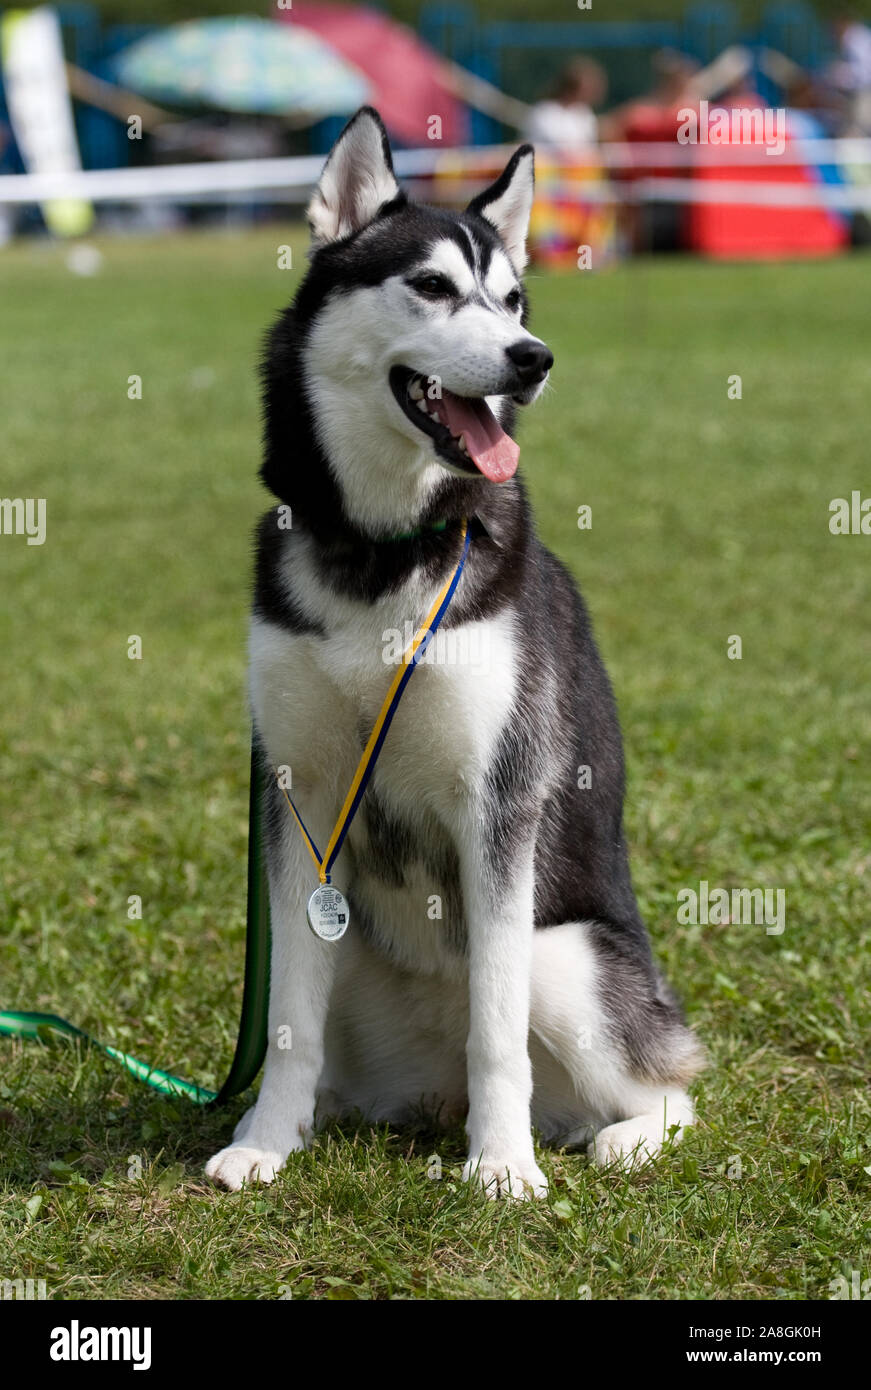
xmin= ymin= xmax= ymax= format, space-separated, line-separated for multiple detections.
xmin=0 ymin=743 xmax=271 ymax=1107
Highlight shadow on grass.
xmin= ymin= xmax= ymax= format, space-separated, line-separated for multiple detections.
xmin=0 ymin=1046 xmax=470 ymax=1193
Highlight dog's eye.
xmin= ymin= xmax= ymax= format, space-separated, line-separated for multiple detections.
xmin=505 ymin=288 xmax=522 ymax=312
xmin=409 ymin=274 xmax=455 ymax=299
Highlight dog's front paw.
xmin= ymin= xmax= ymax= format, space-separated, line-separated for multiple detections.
xmin=462 ymin=1152 xmax=548 ymax=1201
xmin=205 ymin=1144 xmax=287 ymax=1191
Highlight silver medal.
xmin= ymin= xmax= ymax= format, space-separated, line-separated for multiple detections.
xmin=306 ymin=884 xmax=349 ymax=942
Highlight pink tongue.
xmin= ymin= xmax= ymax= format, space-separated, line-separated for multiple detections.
xmin=440 ymin=391 xmax=519 ymax=482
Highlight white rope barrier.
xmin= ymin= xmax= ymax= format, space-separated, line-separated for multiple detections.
xmin=630 ymin=177 xmax=871 ymax=210
xmin=1 ymin=142 xmax=869 ymax=210
xmin=596 ymin=138 xmax=871 ymax=167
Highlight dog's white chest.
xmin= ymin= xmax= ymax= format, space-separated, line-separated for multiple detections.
xmin=250 ymin=589 xmax=517 ymax=970
xmin=250 ymin=601 xmax=516 ymax=809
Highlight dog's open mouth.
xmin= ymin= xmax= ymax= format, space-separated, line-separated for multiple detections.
xmin=389 ymin=367 xmax=519 ymax=483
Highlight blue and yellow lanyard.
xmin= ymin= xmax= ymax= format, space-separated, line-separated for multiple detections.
xmin=277 ymin=518 xmax=472 ymax=885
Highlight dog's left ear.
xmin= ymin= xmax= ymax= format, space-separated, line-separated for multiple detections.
xmin=466 ymin=145 xmax=535 ymax=273
xmin=307 ymin=106 xmax=401 ymax=248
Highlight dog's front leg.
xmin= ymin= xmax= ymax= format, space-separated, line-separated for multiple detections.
xmin=461 ymin=832 xmax=547 ymax=1200
xmin=206 ymin=795 xmax=342 ymax=1191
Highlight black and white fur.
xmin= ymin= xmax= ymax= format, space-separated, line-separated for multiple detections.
xmin=206 ymin=109 xmax=703 ymax=1198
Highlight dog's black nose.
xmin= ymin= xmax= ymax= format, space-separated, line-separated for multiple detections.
xmin=506 ymin=339 xmax=554 ymax=385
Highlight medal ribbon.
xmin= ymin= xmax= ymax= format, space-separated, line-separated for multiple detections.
xmin=277 ymin=520 xmax=472 ymax=886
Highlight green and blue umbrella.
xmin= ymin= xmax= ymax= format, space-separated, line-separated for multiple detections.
xmin=113 ymin=16 xmax=371 ymax=120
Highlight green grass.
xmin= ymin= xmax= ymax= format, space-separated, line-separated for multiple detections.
xmin=1 ymin=230 xmax=869 ymax=1301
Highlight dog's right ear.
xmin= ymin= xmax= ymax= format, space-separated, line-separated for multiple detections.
xmin=306 ymin=107 xmax=401 ymax=248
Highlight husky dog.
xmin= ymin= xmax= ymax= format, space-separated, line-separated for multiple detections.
xmin=206 ymin=108 xmax=703 ymax=1198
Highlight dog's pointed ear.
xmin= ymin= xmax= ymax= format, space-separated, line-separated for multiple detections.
xmin=466 ymin=145 xmax=535 ymax=273
xmin=306 ymin=107 xmax=401 ymax=248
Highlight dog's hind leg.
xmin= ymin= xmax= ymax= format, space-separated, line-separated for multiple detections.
xmin=529 ymin=921 xmax=703 ymax=1170
xmin=585 ymin=1091 xmax=696 ymax=1168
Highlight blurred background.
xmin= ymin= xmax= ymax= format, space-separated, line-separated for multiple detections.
xmin=1 ymin=0 xmax=870 ymax=258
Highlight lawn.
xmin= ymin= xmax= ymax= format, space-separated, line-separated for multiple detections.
xmin=1 ymin=230 xmax=869 ymax=1300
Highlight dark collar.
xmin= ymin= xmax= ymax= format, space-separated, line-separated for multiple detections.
xmin=381 ymin=515 xmax=504 ymax=548
xmin=382 ymin=519 xmax=448 ymax=543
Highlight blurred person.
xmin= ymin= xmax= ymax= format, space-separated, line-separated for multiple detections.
xmin=599 ymin=49 xmax=699 ymax=142
xmin=827 ymin=9 xmax=871 ymax=133
xmin=523 ymin=58 xmax=616 ymax=268
xmin=524 ymin=58 xmax=607 ymax=148
xmin=599 ymin=50 xmax=700 ymax=255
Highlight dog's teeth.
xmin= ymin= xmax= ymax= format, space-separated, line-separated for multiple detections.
xmin=457 ymin=434 xmax=467 ymax=453
xmin=409 ymin=380 xmax=424 ymax=401
xmin=416 ymin=399 xmax=428 ymax=413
